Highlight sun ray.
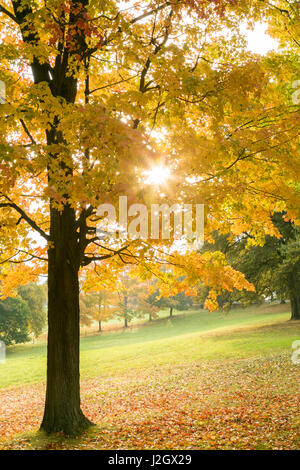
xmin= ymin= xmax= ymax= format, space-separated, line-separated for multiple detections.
xmin=144 ymin=166 xmax=170 ymax=185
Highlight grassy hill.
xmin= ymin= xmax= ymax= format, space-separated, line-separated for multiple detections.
xmin=0 ymin=302 xmax=299 ymax=450
xmin=1 ymin=302 xmax=298 ymax=389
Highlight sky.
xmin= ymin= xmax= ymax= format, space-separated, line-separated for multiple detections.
xmin=244 ymin=22 xmax=279 ymax=54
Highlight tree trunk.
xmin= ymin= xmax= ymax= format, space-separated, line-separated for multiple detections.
xmin=290 ymin=296 xmax=300 ymax=320
xmin=169 ymin=307 xmax=173 ymax=318
xmin=124 ymin=295 xmax=128 ymax=328
xmin=149 ymin=313 xmax=152 ymax=322
xmin=40 ymin=205 xmax=93 ymax=435
xmin=288 ymin=272 xmax=300 ymax=320
xmin=98 ymin=296 xmax=102 ymax=332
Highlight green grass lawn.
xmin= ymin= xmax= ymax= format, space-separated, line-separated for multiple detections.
xmin=0 ymin=302 xmax=298 ymax=389
xmin=1 ymin=302 xmax=299 ymax=450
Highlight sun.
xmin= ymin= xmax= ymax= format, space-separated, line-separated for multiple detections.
xmin=144 ymin=165 xmax=170 ymax=185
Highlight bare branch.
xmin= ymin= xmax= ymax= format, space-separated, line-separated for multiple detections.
xmin=0 ymin=196 xmax=50 ymax=241
xmin=19 ymin=119 xmax=37 ymax=145
xmin=0 ymin=4 xmax=18 ymax=23
xmin=0 ymin=248 xmax=47 ymax=265
xmin=130 ymin=2 xmax=171 ymax=24
xmin=81 ymin=244 xmax=130 ymax=266
xmin=88 ymin=74 xmax=139 ymax=95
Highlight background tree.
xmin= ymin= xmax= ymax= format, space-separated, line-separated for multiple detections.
xmin=155 ymin=291 xmax=193 ymax=318
xmin=80 ymin=289 xmax=115 ymax=332
xmin=0 ymin=296 xmax=30 ymax=345
xmin=110 ymin=274 xmax=146 ymax=328
xmin=18 ymin=282 xmax=47 ymax=338
xmin=201 ymin=214 xmax=300 ymax=320
xmin=94 ymin=290 xmax=116 ymax=332
xmin=231 ymin=214 xmax=300 ymax=320
xmin=135 ymin=281 xmax=160 ymax=322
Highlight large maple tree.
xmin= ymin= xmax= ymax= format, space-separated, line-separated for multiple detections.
xmin=0 ymin=0 xmax=299 ymax=434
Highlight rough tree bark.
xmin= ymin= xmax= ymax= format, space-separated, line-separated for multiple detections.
xmin=288 ymin=271 xmax=300 ymax=320
xmin=40 ymin=205 xmax=93 ymax=435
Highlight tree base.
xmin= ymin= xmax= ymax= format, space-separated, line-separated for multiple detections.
xmin=40 ymin=409 xmax=95 ymax=436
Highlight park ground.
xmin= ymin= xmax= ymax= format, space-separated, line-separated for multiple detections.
xmin=0 ymin=303 xmax=299 ymax=450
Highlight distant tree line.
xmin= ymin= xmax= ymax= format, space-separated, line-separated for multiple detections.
xmin=80 ymin=275 xmax=194 ymax=331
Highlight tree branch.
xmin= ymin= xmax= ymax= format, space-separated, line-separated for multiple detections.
xmin=19 ymin=119 xmax=37 ymax=145
xmin=88 ymin=74 xmax=139 ymax=95
xmin=130 ymin=2 xmax=171 ymax=24
xmin=0 ymin=197 xmax=50 ymax=241
xmin=0 ymin=3 xmax=18 ymax=23
xmin=0 ymin=248 xmax=47 ymax=264
xmin=82 ymin=244 xmax=130 ymax=266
